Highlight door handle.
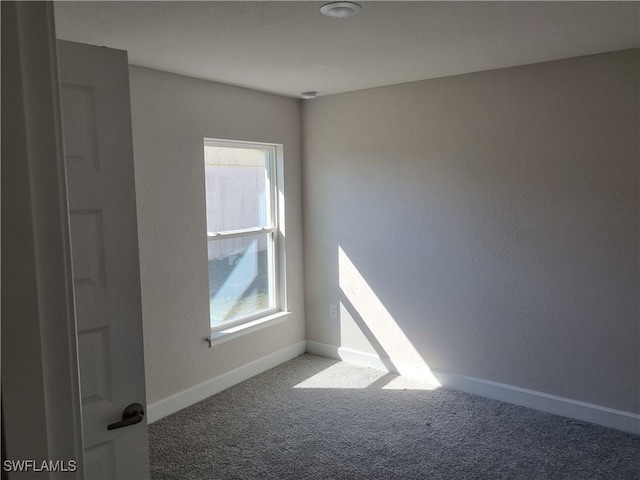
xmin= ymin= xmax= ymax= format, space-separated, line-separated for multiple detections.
xmin=107 ymin=403 xmax=145 ymax=430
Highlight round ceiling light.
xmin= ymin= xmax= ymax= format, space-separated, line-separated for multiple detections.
xmin=320 ymin=2 xmax=362 ymax=18
xmin=301 ymin=91 xmax=318 ymax=100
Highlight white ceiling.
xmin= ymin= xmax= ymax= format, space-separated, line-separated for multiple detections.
xmin=54 ymin=1 xmax=639 ymax=98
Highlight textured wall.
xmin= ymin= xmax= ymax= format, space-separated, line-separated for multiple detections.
xmin=129 ymin=66 xmax=304 ymax=404
xmin=302 ymin=50 xmax=639 ymax=413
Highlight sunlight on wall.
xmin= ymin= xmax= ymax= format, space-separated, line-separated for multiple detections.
xmin=338 ymin=246 xmax=441 ymax=388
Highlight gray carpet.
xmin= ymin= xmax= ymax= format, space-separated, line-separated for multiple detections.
xmin=149 ymin=354 xmax=639 ymax=479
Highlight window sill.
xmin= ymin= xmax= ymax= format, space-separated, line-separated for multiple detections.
xmin=207 ymin=311 xmax=291 ymax=347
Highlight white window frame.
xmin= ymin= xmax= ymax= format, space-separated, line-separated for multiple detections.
xmin=204 ymin=138 xmax=287 ymax=343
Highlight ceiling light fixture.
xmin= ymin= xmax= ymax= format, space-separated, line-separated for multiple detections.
xmin=301 ymin=91 xmax=318 ymax=100
xmin=320 ymin=2 xmax=362 ymax=18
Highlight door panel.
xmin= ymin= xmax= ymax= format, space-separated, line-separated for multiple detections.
xmin=58 ymin=39 xmax=150 ymax=480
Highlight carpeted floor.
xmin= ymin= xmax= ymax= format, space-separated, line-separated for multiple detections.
xmin=149 ymin=354 xmax=639 ymax=479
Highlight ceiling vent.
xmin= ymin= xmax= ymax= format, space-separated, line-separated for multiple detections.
xmin=320 ymin=2 xmax=362 ymax=18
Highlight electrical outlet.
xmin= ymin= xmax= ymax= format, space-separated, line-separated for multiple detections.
xmin=329 ymin=304 xmax=338 ymax=319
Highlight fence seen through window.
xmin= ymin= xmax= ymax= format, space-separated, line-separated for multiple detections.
xmin=204 ymin=140 xmax=280 ymax=330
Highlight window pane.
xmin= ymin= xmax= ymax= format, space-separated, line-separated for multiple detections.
xmin=204 ymin=146 xmax=269 ymax=232
xmin=208 ymin=233 xmax=274 ymax=327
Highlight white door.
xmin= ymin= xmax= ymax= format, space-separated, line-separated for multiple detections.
xmin=58 ymin=40 xmax=150 ymax=480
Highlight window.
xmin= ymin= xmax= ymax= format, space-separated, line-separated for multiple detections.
xmin=204 ymin=139 xmax=284 ymax=335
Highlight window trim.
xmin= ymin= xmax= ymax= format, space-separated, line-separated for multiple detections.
xmin=207 ymin=311 xmax=291 ymax=347
xmin=203 ymin=138 xmax=286 ymax=338
xmin=207 ymin=226 xmax=277 ymax=240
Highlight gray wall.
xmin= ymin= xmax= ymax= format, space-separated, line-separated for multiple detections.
xmin=129 ymin=66 xmax=305 ymax=404
xmin=302 ymin=49 xmax=639 ymax=413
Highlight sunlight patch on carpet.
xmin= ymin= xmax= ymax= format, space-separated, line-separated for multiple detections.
xmin=293 ymin=362 xmax=439 ymax=390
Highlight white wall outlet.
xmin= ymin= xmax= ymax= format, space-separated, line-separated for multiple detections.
xmin=329 ymin=303 xmax=338 ymax=319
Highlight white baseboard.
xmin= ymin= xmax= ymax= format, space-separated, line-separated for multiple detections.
xmin=147 ymin=341 xmax=307 ymax=423
xmin=306 ymin=340 xmax=640 ymax=435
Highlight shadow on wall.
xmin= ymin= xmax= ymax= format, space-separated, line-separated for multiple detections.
xmin=336 ymin=245 xmax=441 ymax=389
